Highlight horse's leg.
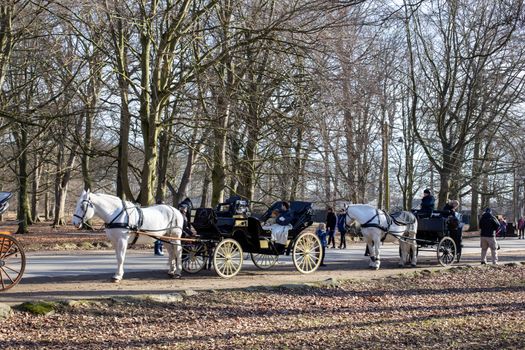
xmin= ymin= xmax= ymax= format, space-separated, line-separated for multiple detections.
xmin=372 ymin=235 xmax=381 ymax=270
xmin=399 ymin=238 xmax=408 ymax=268
xmin=409 ymin=230 xmax=417 ymax=267
xmin=166 ymin=243 xmax=178 ymax=278
xmin=166 ymin=229 xmax=183 ymax=278
xmin=108 ymin=230 xmax=129 ymax=282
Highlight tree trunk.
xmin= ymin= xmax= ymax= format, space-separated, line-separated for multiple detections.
xmin=200 ymin=171 xmax=211 ymax=208
xmin=211 ymin=94 xmax=231 ymax=206
xmin=16 ymin=127 xmax=32 ymax=233
xmin=155 ymin=129 xmax=171 ymax=204
xmin=31 ymin=160 xmax=42 ymax=223
xmin=469 ymin=136 xmax=481 ymax=231
xmin=173 ymin=144 xmax=199 ymax=206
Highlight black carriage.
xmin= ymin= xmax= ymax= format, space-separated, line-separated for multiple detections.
xmin=181 ymin=196 xmax=322 ymax=278
xmin=411 ymin=209 xmax=460 ymax=266
xmin=0 ymin=192 xmax=26 ymax=291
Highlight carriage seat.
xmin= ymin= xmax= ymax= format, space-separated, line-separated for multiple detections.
xmin=191 ymin=208 xmax=223 ymax=238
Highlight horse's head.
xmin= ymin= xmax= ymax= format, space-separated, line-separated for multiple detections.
xmin=72 ymin=189 xmax=95 ymax=228
xmin=344 ymin=204 xmax=356 ymax=227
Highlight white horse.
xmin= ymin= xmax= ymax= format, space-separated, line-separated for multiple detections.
xmin=72 ymin=190 xmax=184 ymax=281
xmin=345 ymin=204 xmax=418 ymax=269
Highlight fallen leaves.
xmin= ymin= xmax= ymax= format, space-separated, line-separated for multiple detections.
xmin=2 ymin=265 xmax=524 ymax=349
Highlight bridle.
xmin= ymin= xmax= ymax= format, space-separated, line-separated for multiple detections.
xmin=73 ymin=198 xmax=94 ymax=225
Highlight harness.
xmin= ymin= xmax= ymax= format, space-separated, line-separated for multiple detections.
xmin=347 ymin=208 xmax=414 ymax=241
xmin=73 ymin=199 xmax=94 ymax=222
xmin=361 ymin=209 xmax=391 ymax=232
xmin=105 ymin=200 xmax=144 ymax=231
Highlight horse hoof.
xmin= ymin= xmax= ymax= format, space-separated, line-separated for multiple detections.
xmin=398 ymin=264 xmax=404 ymax=268
xmin=111 ymin=278 xmax=121 ymax=283
xmin=170 ymin=274 xmax=181 ymax=279
xmin=411 ymin=264 xmax=417 ymax=268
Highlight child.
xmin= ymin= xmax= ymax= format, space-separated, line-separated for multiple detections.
xmin=263 ymin=209 xmax=280 ymax=227
xmin=316 ymin=223 xmax=328 ymax=267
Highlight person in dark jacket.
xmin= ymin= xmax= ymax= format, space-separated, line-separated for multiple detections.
xmin=479 ymin=208 xmax=500 ymax=265
xmin=179 ymin=203 xmax=194 ymax=238
xmin=444 ymin=200 xmax=462 ymax=262
xmin=337 ymin=209 xmax=347 ymax=249
xmin=326 ymin=207 xmax=337 ymax=249
xmin=420 ymin=189 xmax=435 ymax=213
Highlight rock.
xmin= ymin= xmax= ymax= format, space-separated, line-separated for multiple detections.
xmin=183 ymin=289 xmax=198 ymax=297
xmin=0 ymin=303 xmax=12 ymax=319
xmin=315 ymin=278 xmax=342 ymax=288
xmin=16 ymin=301 xmax=56 ymax=316
xmin=138 ymin=293 xmax=184 ymax=303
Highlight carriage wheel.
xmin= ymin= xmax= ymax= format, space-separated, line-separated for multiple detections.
xmin=437 ymin=236 xmax=457 ymax=267
xmin=0 ymin=234 xmax=26 ymax=292
xmin=213 ymin=239 xmax=243 ymax=278
xmin=292 ymin=232 xmax=322 ymax=274
xmin=182 ymin=242 xmax=207 ymax=274
xmin=250 ymin=253 xmax=278 ymax=270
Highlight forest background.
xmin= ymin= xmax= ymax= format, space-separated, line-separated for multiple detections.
xmin=1 ymin=0 xmax=524 ymax=234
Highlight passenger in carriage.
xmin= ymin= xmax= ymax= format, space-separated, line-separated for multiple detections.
xmin=443 ymin=199 xmax=459 ymax=214
xmin=420 ymin=189 xmax=435 ymax=214
xmin=263 ymin=209 xmax=280 ymax=227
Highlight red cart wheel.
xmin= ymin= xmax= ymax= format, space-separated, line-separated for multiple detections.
xmin=0 ymin=233 xmax=26 ymax=291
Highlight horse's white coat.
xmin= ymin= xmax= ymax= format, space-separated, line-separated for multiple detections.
xmin=345 ymin=204 xmax=418 ymax=269
xmin=72 ymin=190 xmax=184 ymax=281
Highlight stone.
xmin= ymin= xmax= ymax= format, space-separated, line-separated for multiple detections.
xmin=0 ymin=303 xmax=12 ymax=319
xmin=139 ymin=293 xmax=184 ymax=303
xmin=183 ymin=289 xmax=198 ymax=297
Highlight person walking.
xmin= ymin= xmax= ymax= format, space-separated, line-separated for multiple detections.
xmin=479 ymin=208 xmax=500 ymax=265
xmin=337 ymin=209 xmax=347 ymax=249
xmin=445 ymin=200 xmax=462 ymax=262
xmin=326 ymin=207 xmax=337 ymax=249
xmin=497 ymin=216 xmax=507 ymax=239
xmin=518 ymin=216 xmax=525 ymax=239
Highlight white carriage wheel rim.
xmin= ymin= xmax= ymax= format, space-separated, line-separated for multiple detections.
xmin=182 ymin=243 xmax=206 ymax=273
xmin=437 ymin=236 xmax=456 ymax=267
xmin=250 ymin=253 xmax=278 ymax=269
xmin=293 ymin=232 xmax=322 ymax=274
xmin=213 ymin=239 xmax=243 ymax=278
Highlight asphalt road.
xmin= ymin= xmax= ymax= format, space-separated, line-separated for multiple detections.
xmin=2 ymin=237 xmax=524 ymax=304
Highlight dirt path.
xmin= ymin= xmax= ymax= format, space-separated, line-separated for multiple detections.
xmin=3 ymin=249 xmax=524 ymax=305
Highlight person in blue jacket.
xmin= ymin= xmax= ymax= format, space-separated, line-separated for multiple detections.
xmin=316 ymin=223 xmax=328 ymax=267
